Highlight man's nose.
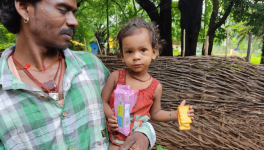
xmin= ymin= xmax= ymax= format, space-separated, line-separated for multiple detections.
xmin=66 ymin=13 xmax=79 ymax=27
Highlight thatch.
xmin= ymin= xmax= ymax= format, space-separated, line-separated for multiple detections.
xmin=98 ymin=55 xmax=264 ymax=150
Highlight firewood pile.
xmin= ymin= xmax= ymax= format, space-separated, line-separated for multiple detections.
xmin=98 ymin=55 xmax=264 ymax=150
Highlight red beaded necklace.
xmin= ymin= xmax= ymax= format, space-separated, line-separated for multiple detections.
xmin=11 ymin=51 xmax=63 ymax=94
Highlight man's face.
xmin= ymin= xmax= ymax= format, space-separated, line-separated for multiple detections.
xmin=28 ymin=0 xmax=78 ymax=50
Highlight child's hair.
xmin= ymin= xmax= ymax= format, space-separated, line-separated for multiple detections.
xmin=116 ymin=18 xmax=164 ymax=55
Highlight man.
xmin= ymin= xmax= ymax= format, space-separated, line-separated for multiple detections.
xmin=0 ymin=0 xmax=156 ymax=149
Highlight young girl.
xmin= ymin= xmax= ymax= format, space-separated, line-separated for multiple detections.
xmin=101 ymin=18 xmax=195 ymax=150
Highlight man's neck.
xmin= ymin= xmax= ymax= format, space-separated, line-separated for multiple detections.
xmin=14 ymin=32 xmax=60 ymax=70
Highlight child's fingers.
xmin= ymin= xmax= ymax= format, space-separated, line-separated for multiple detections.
xmin=109 ymin=122 xmax=118 ymax=131
xmin=189 ymin=105 xmax=193 ymax=110
xmin=108 ymin=117 xmax=118 ymax=123
xmin=111 ymin=127 xmax=118 ymax=131
xmin=188 ymin=109 xmax=194 ymax=113
xmin=188 ymin=112 xmax=195 ymax=121
xmin=179 ymin=100 xmax=186 ymax=106
xmin=110 ymin=115 xmax=117 ymax=120
xmin=188 ymin=113 xmax=194 ymax=117
xmin=108 ymin=122 xmax=118 ymax=128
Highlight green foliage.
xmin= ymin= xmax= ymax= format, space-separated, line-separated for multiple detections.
xmin=156 ymin=145 xmax=169 ymax=150
xmin=250 ymin=54 xmax=261 ymax=64
xmin=73 ymin=0 xmax=151 ymax=52
xmin=0 ymin=24 xmax=16 ymax=46
xmin=1 ymin=0 xmax=263 ymax=56
xmin=171 ymin=1 xmax=181 ymax=43
xmin=0 ymin=43 xmax=15 ymax=50
xmin=199 ymin=0 xmax=213 ymax=43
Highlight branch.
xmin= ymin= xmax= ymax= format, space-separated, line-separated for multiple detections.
xmin=210 ymin=1 xmax=234 ymax=33
xmin=112 ymin=0 xmax=128 ymax=20
xmin=156 ymin=3 xmax=161 ymax=8
xmin=77 ymin=0 xmax=85 ymax=7
xmin=135 ymin=0 xmax=161 ymax=25
xmin=133 ymin=0 xmax=138 ymax=14
xmin=207 ymin=0 xmax=219 ymax=34
xmin=137 ymin=8 xmax=143 ymax=13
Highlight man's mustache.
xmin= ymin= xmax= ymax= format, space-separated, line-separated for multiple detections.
xmin=59 ymin=28 xmax=75 ymax=36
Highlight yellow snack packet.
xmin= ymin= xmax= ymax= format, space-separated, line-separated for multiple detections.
xmin=179 ymin=125 xmax=191 ymax=130
xmin=178 ymin=121 xmax=190 ymax=127
xmin=178 ymin=106 xmax=192 ymax=124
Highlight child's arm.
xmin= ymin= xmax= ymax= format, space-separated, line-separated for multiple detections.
xmin=101 ymin=71 xmax=119 ymax=131
xmin=150 ymin=83 xmax=195 ymax=122
xmin=150 ymin=83 xmax=173 ymax=122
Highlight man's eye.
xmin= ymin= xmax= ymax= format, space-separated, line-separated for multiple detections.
xmin=141 ymin=49 xmax=147 ymax=52
xmin=59 ymin=9 xmax=67 ymax=14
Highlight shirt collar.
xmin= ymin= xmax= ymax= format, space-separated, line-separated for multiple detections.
xmin=0 ymin=46 xmax=85 ymax=91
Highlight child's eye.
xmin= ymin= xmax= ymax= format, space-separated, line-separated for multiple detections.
xmin=126 ymin=51 xmax=132 ymax=54
xmin=141 ymin=49 xmax=147 ymax=52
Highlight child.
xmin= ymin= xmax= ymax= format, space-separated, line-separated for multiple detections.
xmin=101 ymin=18 xmax=195 ymax=150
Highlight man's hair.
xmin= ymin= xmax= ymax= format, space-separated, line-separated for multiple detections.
xmin=0 ymin=0 xmax=42 ymax=34
xmin=116 ymin=18 xmax=164 ymax=54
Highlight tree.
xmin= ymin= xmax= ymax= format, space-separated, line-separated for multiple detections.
xmin=230 ymin=0 xmax=264 ymax=63
xmin=136 ymin=0 xmax=173 ymax=56
xmin=206 ymin=0 xmax=233 ymax=55
xmin=178 ymin=0 xmax=203 ymax=56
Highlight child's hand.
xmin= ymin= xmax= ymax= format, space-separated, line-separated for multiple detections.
xmin=108 ymin=115 xmax=118 ymax=131
xmin=188 ymin=105 xmax=195 ymax=121
xmin=178 ymin=100 xmax=195 ymax=121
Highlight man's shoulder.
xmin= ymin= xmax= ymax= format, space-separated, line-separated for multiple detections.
xmin=66 ymin=50 xmax=100 ymax=64
xmin=66 ymin=50 xmax=107 ymax=71
xmin=68 ymin=50 xmax=98 ymax=60
xmin=69 ymin=50 xmax=95 ymax=57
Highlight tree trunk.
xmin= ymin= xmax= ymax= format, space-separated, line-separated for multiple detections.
xmin=207 ymin=0 xmax=233 ymax=55
xmin=179 ymin=0 xmax=203 ymax=56
xmin=208 ymin=29 xmax=216 ymax=55
xmin=160 ymin=0 xmax=172 ymax=56
xmin=261 ymin=37 xmax=264 ymax=64
xmin=202 ymin=43 xmax=205 ymax=55
xmin=136 ymin=0 xmax=172 ymax=56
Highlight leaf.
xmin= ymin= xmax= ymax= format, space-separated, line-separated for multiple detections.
xmin=156 ymin=145 xmax=170 ymax=150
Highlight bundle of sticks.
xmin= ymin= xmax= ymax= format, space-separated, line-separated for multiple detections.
xmin=99 ymin=55 xmax=264 ymax=150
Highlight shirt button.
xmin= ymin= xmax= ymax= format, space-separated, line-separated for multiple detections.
xmin=62 ymin=112 xmax=67 ymax=117
xmin=39 ymin=93 xmax=45 ymax=98
xmin=69 ymin=147 xmax=74 ymax=150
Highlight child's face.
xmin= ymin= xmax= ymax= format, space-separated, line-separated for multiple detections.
xmin=121 ymin=28 xmax=156 ymax=73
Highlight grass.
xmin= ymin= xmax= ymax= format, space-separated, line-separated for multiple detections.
xmin=173 ymin=50 xmax=262 ymax=65
xmin=213 ymin=53 xmax=261 ymax=64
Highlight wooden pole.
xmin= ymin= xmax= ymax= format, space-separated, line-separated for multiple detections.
xmin=183 ymin=29 xmax=186 ymax=57
xmin=106 ymin=0 xmax=109 ymax=55
xmin=84 ymin=38 xmax=87 ymax=52
xmin=225 ymin=29 xmax=229 ymax=59
xmin=204 ymin=36 xmax=209 ymax=56
xmin=246 ymin=32 xmax=253 ymax=62
xmin=95 ymin=37 xmax=103 ymax=55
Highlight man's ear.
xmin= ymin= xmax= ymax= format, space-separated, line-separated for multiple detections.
xmin=152 ymin=49 xmax=157 ymax=60
xmin=14 ymin=1 xmax=30 ymax=21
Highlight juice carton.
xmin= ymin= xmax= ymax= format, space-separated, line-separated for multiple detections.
xmin=114 ymin=84 xmax=139 ymax=136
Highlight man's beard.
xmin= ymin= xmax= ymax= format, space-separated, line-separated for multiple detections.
xmin=46 ymin=28 xmax=76 ymax=51
xmin=31 ymin=14 xmax=75 ymax=52
xmin=45 ymin=45 xmax=66 ymax=57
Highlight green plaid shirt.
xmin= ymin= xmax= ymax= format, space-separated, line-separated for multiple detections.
xmin=0 ymin=46 xmax=156 ymax=150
